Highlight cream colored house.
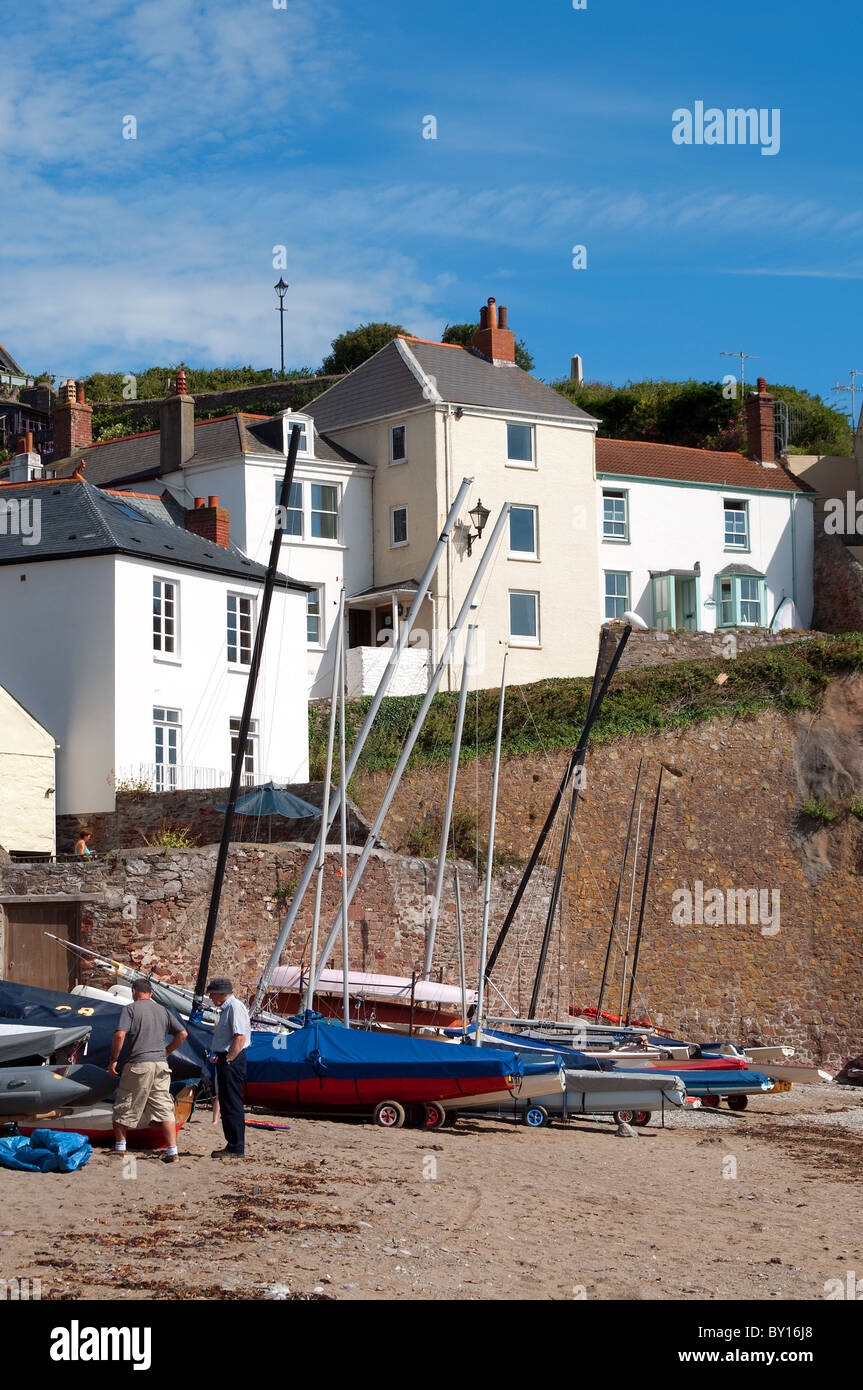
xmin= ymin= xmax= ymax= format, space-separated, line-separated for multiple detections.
xmin=0 ymin=685 xmax=56 ymax=858
xmin=308 ymin=299 xmax=601 ymax=690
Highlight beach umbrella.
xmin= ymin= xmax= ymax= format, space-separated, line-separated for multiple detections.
xmin=218 ymin=782 xmax=321 ymax=841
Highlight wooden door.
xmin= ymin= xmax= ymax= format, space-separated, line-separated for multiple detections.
xmin=1 ymin=902 xmax=81 ymax=992
xmin=348 ymin=609 xmax=371 ymax=648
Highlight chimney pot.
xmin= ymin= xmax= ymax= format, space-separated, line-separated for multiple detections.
xmin=757 ymin=377 xmax=767 ymax=393
xmin=471 ymin=293 xmax=516 ymax=365
xmin=194 ymin=497 xmax=206 ymax=509
xmin=487 ymin=296 xmax=498 ymax=328
xmin=479 ymin=305 xmax=489 ymax=329
xmin=207 ymin=495 xmax=219 ymax=508
xmin=498 ymin=305 xmax=508 ymax=329
xmin=176 ymin=369 xmax=188 ymax=395
xmin=75 ymin=379 xmax=86 ymax=405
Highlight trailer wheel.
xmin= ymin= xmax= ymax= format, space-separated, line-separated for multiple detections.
xmin=422 ymin=1101 xmax=446 ymax=1129
xmin=524 ymin=1105 xmax=550 ymax=1128
xmin=373 ymin=1100 xmax=406 ymax=1128
xmin=633 ymin=1110 xmax=652 ymax=1127
xmin=727 ymin=1094 xmax=748 ymax=1111
xmin=613 ymin=1109 xmax=635 ymax=1125
xmin=440 ymin=1110 xmax=458 ymax=1127
xmin=701 ymin=1094 xmax=720 ymax=1109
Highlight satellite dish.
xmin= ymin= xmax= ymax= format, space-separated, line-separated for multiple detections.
xmin=622 ymin=610 xmax=648 ymax=630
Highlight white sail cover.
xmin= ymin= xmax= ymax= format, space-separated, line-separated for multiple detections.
xmin=263 ymin=966 xmax=476 ymax=1007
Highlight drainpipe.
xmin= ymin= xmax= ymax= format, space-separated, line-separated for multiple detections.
xmin=444 ymin=404 xmax=454 ymax=691
xmin=790 ymin=494 xmax=798 ymax=607
xmin=427 ymin=591 xmax=437 ymax=692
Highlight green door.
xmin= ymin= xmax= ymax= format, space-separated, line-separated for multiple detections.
xmin=651 ymin=574 xmax=675 ymax=630
xmin=676 ymin=578 xmax=697 ymax=630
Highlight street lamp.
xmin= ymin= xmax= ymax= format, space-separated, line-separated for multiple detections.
xmin=463 ymin=498 xmax=490 ymax=556
xmin=274 ymin=278 xmax=289 ymax=377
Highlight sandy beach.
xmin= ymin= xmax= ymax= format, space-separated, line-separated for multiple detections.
xmin=2 ymin=1083 xmax=861 ymax=1302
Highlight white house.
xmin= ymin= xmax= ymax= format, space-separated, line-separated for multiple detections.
xmin=0 ymin=477 xmax=309 ymax=817
xmin=0 ymin=684 xmax=56 ymax=857
xmin=595 ymin=383 xmax=815 ymax=632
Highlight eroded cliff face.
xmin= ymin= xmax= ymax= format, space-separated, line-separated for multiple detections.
xmin=354 ymin=675 xmax=863 ymax=1066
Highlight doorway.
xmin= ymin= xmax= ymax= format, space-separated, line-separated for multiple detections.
xmin=0 ymin=901 xmax=81 ymax=992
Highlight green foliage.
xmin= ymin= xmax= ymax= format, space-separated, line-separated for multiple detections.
xmin=273 ymin=879 xmax=299 ymax=902
xmin=442 ymin=322 xmax=535 ymax=372
xmin=309 ymin=636 xmax=863 ymax=776
xmin=848 ymin=794 xmax=863 ymax=820
xmin=321 ymin=323 xmax=407 ymax=375
xmin=140 ymin=820 xmax=198 ymax=849
xmin=551 ymin=377 xmax=852 ymax=455
xmin=802 ymin=797 xmax=837 ymax=824
xmin=92 ymin=411 xmax=159 ymax=442
xmin=83 ymin=364 xmax=320 ymax=403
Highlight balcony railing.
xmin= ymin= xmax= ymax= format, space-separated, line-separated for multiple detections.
xmin=114 ymin=764 xmax=260 ymax=793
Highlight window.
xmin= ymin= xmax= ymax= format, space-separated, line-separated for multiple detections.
xmin=509 ymin=590 xmax=540 ymax=644
xmin=390 ymin=505 xmax=408 ymax=547
xmin=509 ymin=505 xmax=537 ymax=557
xmin=275 ymin=478 xmax=303 ymax=536
xmin=153 ymin=707 xmax=181 ymax=791
xmin=284 ymin=419 xmax=308 ymax=452
xmin=307 ymin=586 xmax=323 ymax=644
xmin=227 ymin=593 xmax=253 ymax=664
xmin=390 ymin=424 xmax=407 ymax=463
xmin=311 ymin=483 xmax=339 ymax=540
xmin=506 ymin=421 xmax=534 ymax=465
xmin=739 ymin=576 xmax=760 ymax=624
xmin=724 ymin=499 xmax=748 ymax=549
xmin=604 ymin=570 xmax=630 ymax=620
xmin=230 ymin=717 xmax=258 ymax=786
xmin=603 ymin=490 xmax=628 ymax=541
xmin=719 ymin=577 xmax=734 ymax=626
xmin=153 ymin=577 xmax=178 ymax=655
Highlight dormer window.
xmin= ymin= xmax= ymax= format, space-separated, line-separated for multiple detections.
xmin=283 ymin=416 xmax=310 ymax=454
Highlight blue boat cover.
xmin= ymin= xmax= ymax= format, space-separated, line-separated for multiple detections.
xmin=0 ymin=1129 xmax=91 ymax=1172
xmin=245 ymin=1018 xmax=525 ymax=1083
xmin=0 ymin=979 xmax=211 ymax=1078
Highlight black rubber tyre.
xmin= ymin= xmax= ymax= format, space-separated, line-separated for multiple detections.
xmin=373 ymin=1100 xmax=406 ymax=1128
xmin=727 ymin=1094 xmax=749 ymax=1111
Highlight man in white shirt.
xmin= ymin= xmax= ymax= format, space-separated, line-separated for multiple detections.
xmin=207 ymin=976 xmax=251 ymax=1158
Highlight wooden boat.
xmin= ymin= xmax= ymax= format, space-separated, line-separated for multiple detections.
xmin=261 ymin=966 xmax=474 ymax=1030
xmin=13 ymin=1084 xmax=199 ymax=1149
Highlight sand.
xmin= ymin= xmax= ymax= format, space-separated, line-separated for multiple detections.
xmin=1 ymin=1083 xmax=861 ymax=1301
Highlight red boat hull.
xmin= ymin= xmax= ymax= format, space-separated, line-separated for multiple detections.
xmin=244 ymin=1071 xmax=514 ymax=1115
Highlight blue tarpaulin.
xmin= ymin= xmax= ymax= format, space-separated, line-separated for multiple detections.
xmin=217 ymin=783 xmax=320 ymax=819
xmin=0 ymin=1129 xmax=91 ymax=1172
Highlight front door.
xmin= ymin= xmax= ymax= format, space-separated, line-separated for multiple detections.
xmin=0 ymin=901 xmax=81 ymax=991
xmin=651 ymin=574 xmax=675 ymax=631
xmin=348 ymin=609 xmax=372 ymax=649
xmin=675 ymin=577 xmax=697 ymax=630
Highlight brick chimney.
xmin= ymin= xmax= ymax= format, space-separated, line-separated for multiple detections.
xmin=746 ymin=377 xmax=776 ymax=463
xmin=160 ymin=369 xmax=195 ymax=473
xmin=53 ymin=377 xmax=93 ymax=459
xmin=471 ymin=296 xmax=516 ymax=364
xmin=185 ymin=494 xmax=230 ymax=548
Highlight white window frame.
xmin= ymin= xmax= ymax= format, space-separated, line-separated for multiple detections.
xmin=602 ymin=489 xmax=629 ymax=542
xmin=604 ymin=570 xmax=630 ymax=620
xmin=230 ymin=716 xmax=258 ymax=787
xmin=306 ymin=584 xmax=324 ymax=647
xmin=310 ymin=481 xmax=341 ymax=543
xmin=390 ymin=423 xmax=407 ymax=465
xmin=506 ymin=420 xmax=536 ymax=469
xmin=227 ymin=592 xmax=254 ymax=666
xmin=508 ymin=504 xmax=538 ymax=559
xmin=153 ymin=706 xmax=181 ymax=791
xmin=724 ymin=498 xmax=749 ymax=550
xmin=153 ymin=576 xmax=180 ymax=660
xmin=275 ymin=477 xmax=304 ymax=539
xmin=283 ymin=417 xmax=310 ymax=454
xmin=509 ymin=589 xmax=540 ymax=647
xmin=390 ymin=505 xmax=409 ymax=548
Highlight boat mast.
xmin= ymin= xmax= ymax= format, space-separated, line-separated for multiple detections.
xmin=475 ymin=653 xmax=508 ymax=1046
xmin=595 ymin=758 xmax=643 ymax=1022
xmin=191 ymin=425 xmax=301 ymax=1017
xmin=618 ymin=805 xmax=642 ymax=1024
xmin=251 ymin=477 xmax=476 ymax=1013
xmin=422 ymin=623 xmax=476 ymax=979
xmin=309 ymin=503 xmax=512 ymax=991
xmin=485 ymin=623 xmax=632 ymax=985
xmin=338 ymin=602 xmax=350 ymax=1026
xmin=454 ymin=869 xmax=468 ymax=1041
xmin=624 ymin=767 xmax=663 ymax=1026
xmin=302 ymin=590 xmax=345 ymax=1014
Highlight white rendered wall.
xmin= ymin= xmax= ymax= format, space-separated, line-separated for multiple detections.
xmin=0 ymin=687 xmax=55 ymax=854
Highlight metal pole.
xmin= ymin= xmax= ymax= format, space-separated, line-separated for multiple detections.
xmin=311 ymin=503 xmax=512 ymax=987
xmin=303 ymin=589 xmax=344 ymax=1014
xmin=625 ymin=768 xmax=664 ymax=1027
xmin=485 ymin=624 xmax=631 ymax=981
xmin=191 ymin=425 xmax=300 ymax=1015
xmin=475 ymin=653 xmax=508 ymax=1046
xmin=595 ymin=758 xmax=643 ymax=1022
xmin=455 ymin=869 xmax=468 ymax=1041
xmin=618 ymin=806 xmax=642 ymax=1024
xmin=338 ymin=603 xmax=350 ymax=1026
xmin=422 ymin=623 xmax=476 ymax=978
xmin=251 ymin=477 xmax=476 ymax=1013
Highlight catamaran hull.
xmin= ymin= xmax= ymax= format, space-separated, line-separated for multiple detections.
xmin=468 ymin=1070 xmax=687 ymax=1119
xmin=0 ymin=1063 xmax=116 ymax=1117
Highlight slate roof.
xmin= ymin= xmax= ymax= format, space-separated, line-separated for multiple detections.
xmin=596 ymin=437 xmax=811 ymax=494
xmin=49 ymin=413 xmax=369 ymax=490
xmin=0 ymin=343 xmax=26 ymax=375
xmin=0 ymin=478 xmax=309 ymax=589
xmin=307 ymin=337 xmax=597 ymax=430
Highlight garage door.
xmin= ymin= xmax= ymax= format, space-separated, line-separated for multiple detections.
xmin=0 ymin=902 xmax=81 ymax=992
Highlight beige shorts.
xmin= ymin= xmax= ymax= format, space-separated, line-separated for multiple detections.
xmin=112 ymin=1061 xmax=175 ymax=1128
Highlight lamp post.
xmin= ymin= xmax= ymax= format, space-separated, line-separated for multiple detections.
xmin=274 ymin=278 xmax=289 ymax=377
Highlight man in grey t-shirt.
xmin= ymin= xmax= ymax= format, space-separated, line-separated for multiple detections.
xmin=108 ymin=980 xmax=187 ymax=1162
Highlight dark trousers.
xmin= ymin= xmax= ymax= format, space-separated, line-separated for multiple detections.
xmin=215 ymin=1050 xmax=246 ymax=1152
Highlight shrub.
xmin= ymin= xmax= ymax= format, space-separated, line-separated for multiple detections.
xmin=140 ymin=820 xmax=198 ymax=849
xmin=802 ymin=798 xmax=836 ymax=824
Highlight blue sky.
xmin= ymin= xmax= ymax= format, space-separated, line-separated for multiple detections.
xmin=1 ymin=0 xmax=860 ymax=415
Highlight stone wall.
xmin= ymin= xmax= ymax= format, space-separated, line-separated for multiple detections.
xmin=614 ymin=628 xmax=813 ymax=673
xmin=55 ymin=783 xmax=376 ymax=856
xmin=352 ymin=678 xmax=863 ymax=1067
xmin=813 ymin=532 xmax=863 ymax=632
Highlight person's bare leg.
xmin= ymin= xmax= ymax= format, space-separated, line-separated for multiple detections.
xmin=113 ymin=1121 xmax=128 ymax=1150
xmin=160 ymin=1120 xmax=177 ymax=1148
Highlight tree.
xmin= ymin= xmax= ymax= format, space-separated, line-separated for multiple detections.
xmin=442 ymin=322 xmax=535 ymax=372
xmin=321 ymin=323 xmax=407 ymax=375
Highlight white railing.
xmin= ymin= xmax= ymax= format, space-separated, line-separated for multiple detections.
xmin=114 ymin=764 xmax=260 ymax=792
